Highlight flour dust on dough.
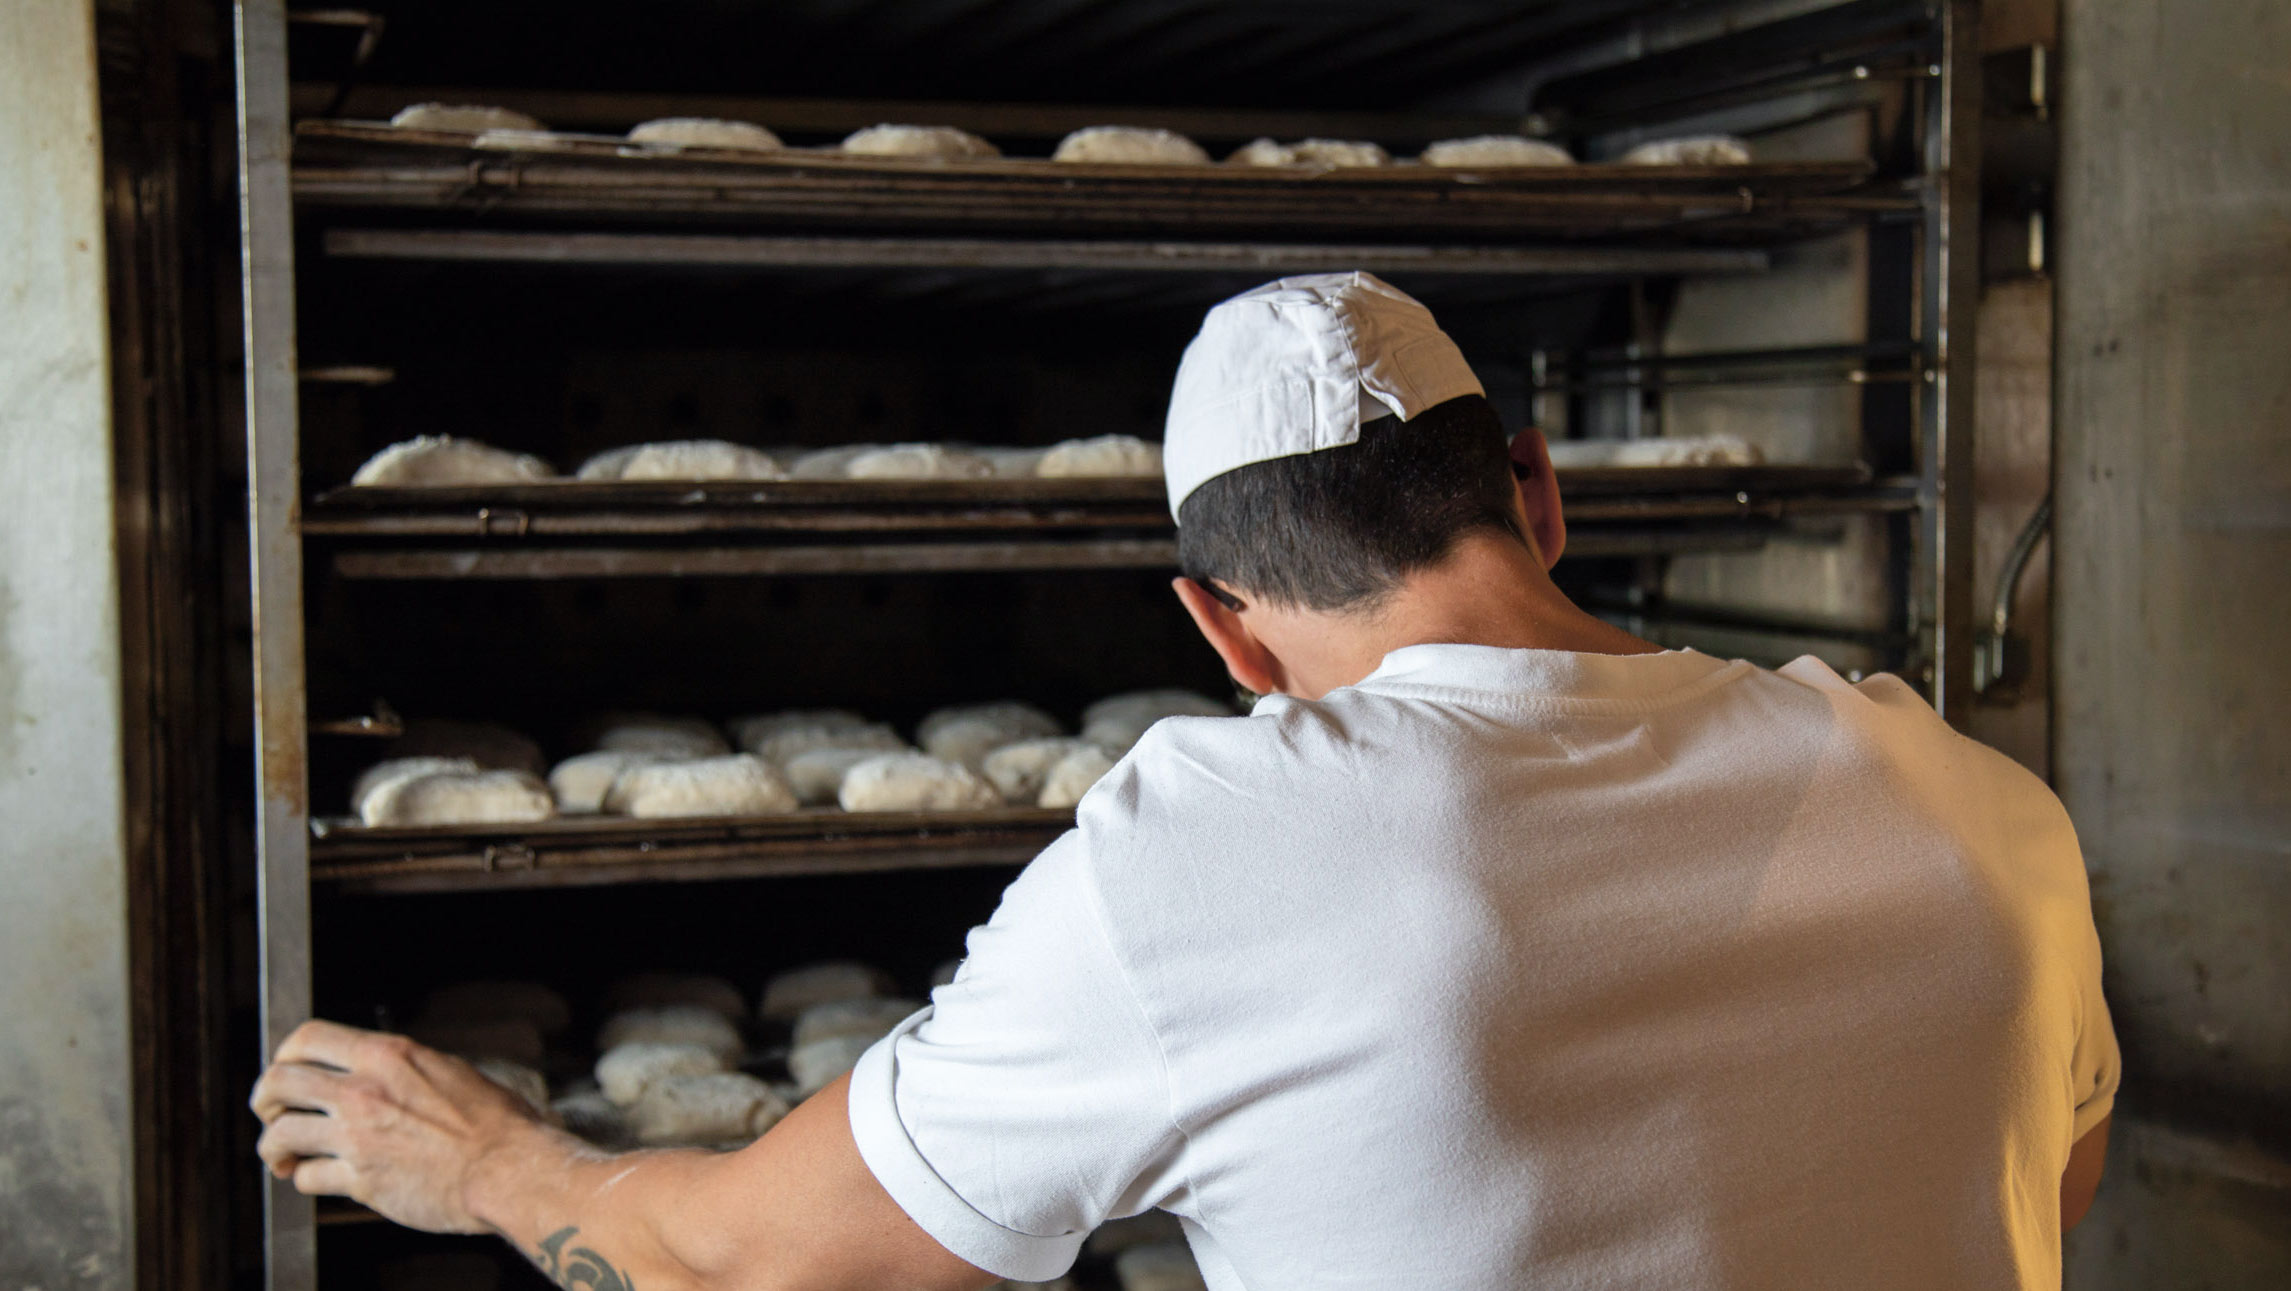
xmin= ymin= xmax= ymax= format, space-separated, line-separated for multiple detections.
xmin=388 ymin=103 xmax=543 ymax=133
xmin=626 ymin=117 xmax=783 ymax=152
xmin=917 ymin=700 xmax=1062 ymax=769
xmin=576 ymin=439 xmax=785 ymax=482
xmin=840 ymin=124 xmax=1000 ymax=160
xmin=351 ymin=436 xmax=557 ymax=487
xmin=760 ymin=961 xmax=895 ymax=1021
xmin=602 ymin=754 xmax=799 ymax=818
xmin=839 ymin=753 xmax=1003 ymax=812
xmin=359 ymin=768 xmax=555 ymax=828
xmin=1620 ymin=134 xmax=1752 ymax=166
xmin=1036 ymin=434 xmax=1162 ymax=478
xmin=1419 ymin=135 xmax=1574 ymax=167
xmin=1052 ymin=125 xmax=1210 ymax=165
xmin=1037 ymin=744 xmax=1117 ymax=809
xmin=843 ymin=443 xmax=995 ymax=480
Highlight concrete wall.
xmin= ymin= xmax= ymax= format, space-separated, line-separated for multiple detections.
xmin=2054 ymin=0 xmax=2291 ymax=1283
xmin=0 ymin=0 xmax=138 ymax=1285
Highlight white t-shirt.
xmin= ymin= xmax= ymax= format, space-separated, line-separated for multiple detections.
xmin=850 ymin=645 xmax=2118 ymax=1289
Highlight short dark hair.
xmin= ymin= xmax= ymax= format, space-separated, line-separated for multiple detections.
xmin=1176 ymin=394 xmax=1524 ymax=614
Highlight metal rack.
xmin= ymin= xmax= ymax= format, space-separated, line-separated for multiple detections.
xmin=235 ymin=1 xmax=1981 ymax=1284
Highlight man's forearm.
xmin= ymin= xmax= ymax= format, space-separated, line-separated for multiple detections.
xmin=467 ymin=1121 xmax=733 ymax=1291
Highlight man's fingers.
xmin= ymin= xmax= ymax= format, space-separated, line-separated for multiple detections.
xmin=272 ymin=1018 xmax=376 ymax=1071
xmin=290 ymin=1155 xmax=359 ymax=1200
xmin=256 ymin=1112 xmax=341 ymax=1178
xmin=250 ymin=1061 xmax=345 ymax=1123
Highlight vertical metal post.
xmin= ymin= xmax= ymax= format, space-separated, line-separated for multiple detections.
xmin=233 ymin=1 xmax=314 ymax=1287
xmin=1921 ymin=0 xmax=1983 ymax=724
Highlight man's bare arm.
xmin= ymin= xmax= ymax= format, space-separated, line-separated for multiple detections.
xmin=2061 ymin=1115 xmax=2110 ymax=1233
xmin=251 ymin=1020 xmax=996 ymax=1291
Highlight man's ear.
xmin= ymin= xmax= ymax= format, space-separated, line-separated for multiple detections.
xmin=1507 ymin=426 xmax=1567 ymax=569
xmin=1171 ymin=577 xmax=1283 ymax=698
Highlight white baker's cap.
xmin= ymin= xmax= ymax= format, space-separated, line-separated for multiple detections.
xmin=1162 ymin=271 xmax=1485 ymax=520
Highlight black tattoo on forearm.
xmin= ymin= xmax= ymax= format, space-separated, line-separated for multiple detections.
xmin=533 ymin=1226 xmax=637 ymax=1291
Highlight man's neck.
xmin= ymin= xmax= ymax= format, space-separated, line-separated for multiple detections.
xmin=1263 ymin=531 xmax=1662 ymax=698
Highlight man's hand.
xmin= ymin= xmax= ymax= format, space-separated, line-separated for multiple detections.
xmin=250 ymin=1019 xmax=547 ymax=1234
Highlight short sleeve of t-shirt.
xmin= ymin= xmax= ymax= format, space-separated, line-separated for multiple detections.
xmin=847 ymin=831 xmax=1182 ymax=1282
xmin=2071 ymin=949 xmax=2121 ymax=1140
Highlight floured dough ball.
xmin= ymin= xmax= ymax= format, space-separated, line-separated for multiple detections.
xmin=742 ymin=721 xmax=906 ymax=771
xmin=980 ymin=446 xmax=1048 ymax=478
xmin=551 ymin=1089 xmax=632 ymax=1147
xmin=584 ymin=713 xmax=730 ymax=758
xmin=597 ymin=1004 xmax=746 ymax=1063
xmin=981 ymin=737 xmax=1101 ymax=804
xmin=918 ymin=700 xmax=1062 ymax=769
xmin=1227 ymin=137 xmax=1388 ymax=168
xmin=351 ymin=435 xmax=557 ymax=487
xmin=1114 ymin=1242 xmax=1208 ymax=1291
xmin=417 ymin=980 xmax=573 ymax=1037
xmin=576 ymin=439 xmax=785 ymax=482
xmin=1081 ymin=689 xmax=1233 ymax=753
xmin=409 ymin=1017 xmax=545 ymax=1067
xmin=1053 ymin=126 xmax=1210 ymax=165
xmin=788 ymin=1033 xmax=880 ymax=1095
xmin=1036 ymin=434 xmax=1162 ymax=478
xmin=729 ymin=708 xmax=871 ymax=750
xmin=839 ymin=753 xmax=1003 ymax=812
xmin=602 ymin=973 xmax=749 ymax=1026
xmin=784 ymin=745 xmax=904 ymax=806
xmin=788 ymin=445 xmax=879 ymax=479
xmin=472 ymin=128 xmax=581 ymax=152
xmin=760 ymin=961 xmax=896 ymax=1021
xmin=1620 ymin=134 xmax=1752 ymax=166
xmin=472 ymin=1058 xmax=555 ymax=1121
xmin=844 ymin=443 xmax=995 ymax=480
xmin=1543 ymin=434 xmax=1764 ymax=468
xmin=595 ymin=1041 xmax=727 ymax=1106
xmin=1038 ymin=744 xmax=1117 ymax=809
xmin=388 ymin=103 xmax=543 ymax=134
xmin=360 ymin=768 xmax=555 ymax=828
xmin=792 ymin=997 xmax=920 ymax=1048
xmin=1420 ymin=135 xmax=1574 ymax=167
xmin=603 ymin=754 xmax=799 ymax=818
xmin=351 ymin=756 xmax=478 ymax=816
xmin=626 ymin=117 xmax=783 ymax=152
xmin=548 ymin=750 xmax=664 ymax=814
xmin=389 ymin=718 xmax=548 ymax=776
xmin=629 ymin=1071 xmax=789 ymax=1145
xmin=841 ymin=124 xmax=1000 ymax=160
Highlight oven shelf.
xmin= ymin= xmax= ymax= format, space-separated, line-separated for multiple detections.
xmin=310 ymin=806 xmax=1069 ymax=895
xmin=291 ymin=121 xmax=1898 ymax=245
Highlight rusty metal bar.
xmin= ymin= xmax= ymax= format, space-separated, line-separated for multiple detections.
xmin=1922 ymin=0 xmax=1983 ymax=724
xmin=235 ymin=1 xmax=315 ymax=1287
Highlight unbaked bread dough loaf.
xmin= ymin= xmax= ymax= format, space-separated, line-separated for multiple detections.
xmin=760 ymin=961 xmax=896 ymax=1021
xmin=841 ymin=124 xmax=999 ymax=160
xmin=360 ymin=768 xmax=555 ymax=828
xmin=351 ymin=435 xmax=557 ymax=487
xmin=416 ymin=980 xmax=573 ymax=1037
xmin=981 ymin=737 xmax=1100 ymax=804
xmin=551 ymin=1088 xmax=632 ymax=1147
xmin=788 ymin=445 xmax=879 ymax=479
xmin=351 ymin=756 xmax=478 ymax=816
xmin=1053 ymin=126 xmax=1210 ymax=165
xmin=980 ymin=446 xmax=1049 ymax=478
xmin=584 ymin=713 xmax=730 ymax=758
xmin=917 ymin=701 xmax=1062 ymax=769
xmin=843 ymin=443 xmax=995 ymax=480
xmin=576 ymin=439 xmax=785 ymax=482
xmin=628 ymin=1071 xmax=789 ymax=1145
xmin=473 ymin=128 xmax=582 ymax=152
xmin=742 ymin=721 xmax=906 ymax=770
xmin=839 ymin=753 xmax=1003 ymax=812
xmin=548 ymin=750 xmax=664 ymax=814
xmin=602 ymin=973 xmax=749 ymax=1026
xmin=595 ymin=1041 xmax=728 ymax=1106
xmin=602 ymin=754 xmax=799 ymax=818
xmin=597 ymin=1004 xmax=746 ymax=1063
xmin=1543 ymin=434 xmax=1764 ymax=468
xmin=791 ymin=997 xmax=920 ymax=1049
xmin=1420 ymin=135 xmax=1574 ymax=167
xmin=472 ymin=1058 xmax=554 ymax=1121
xmin=389 ymin=103 xmax=543 ymax=134
xmin=730 ymin=709 xmax=871 ymax=750
xmin=1036 ymin=434 xmax=1162 ymax=478
xmin=1620 ymin=134 xmax=1752 ymax=166
xmin=389 ymin=718 xmax=548 ymax=776
xmin=1113 ymin=1242 xmax=1208 ymax=1291
xmin=626 ymin=117 xmax=783 ymax=152
xmin=1038 ymin=744 xmax=1117 ymax=809
xmin=784 ymin=745 xmax=907 ymax=805
xmin=1227 ymin=137 xmax=1388 ymax=168
xmin=787 ymin=1033 xmax=879 ymax=1095
xmin=1081 ymin=688 xmax=1233 ymax=752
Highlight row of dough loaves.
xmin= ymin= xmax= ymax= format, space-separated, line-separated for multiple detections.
xmin=350 ymin=690 xmax=1232 ymax=827
xmin=348 ymin=434 xmax=1160 ymax=487
xmin=386 ymin=105 xmax=1748 ymax=168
